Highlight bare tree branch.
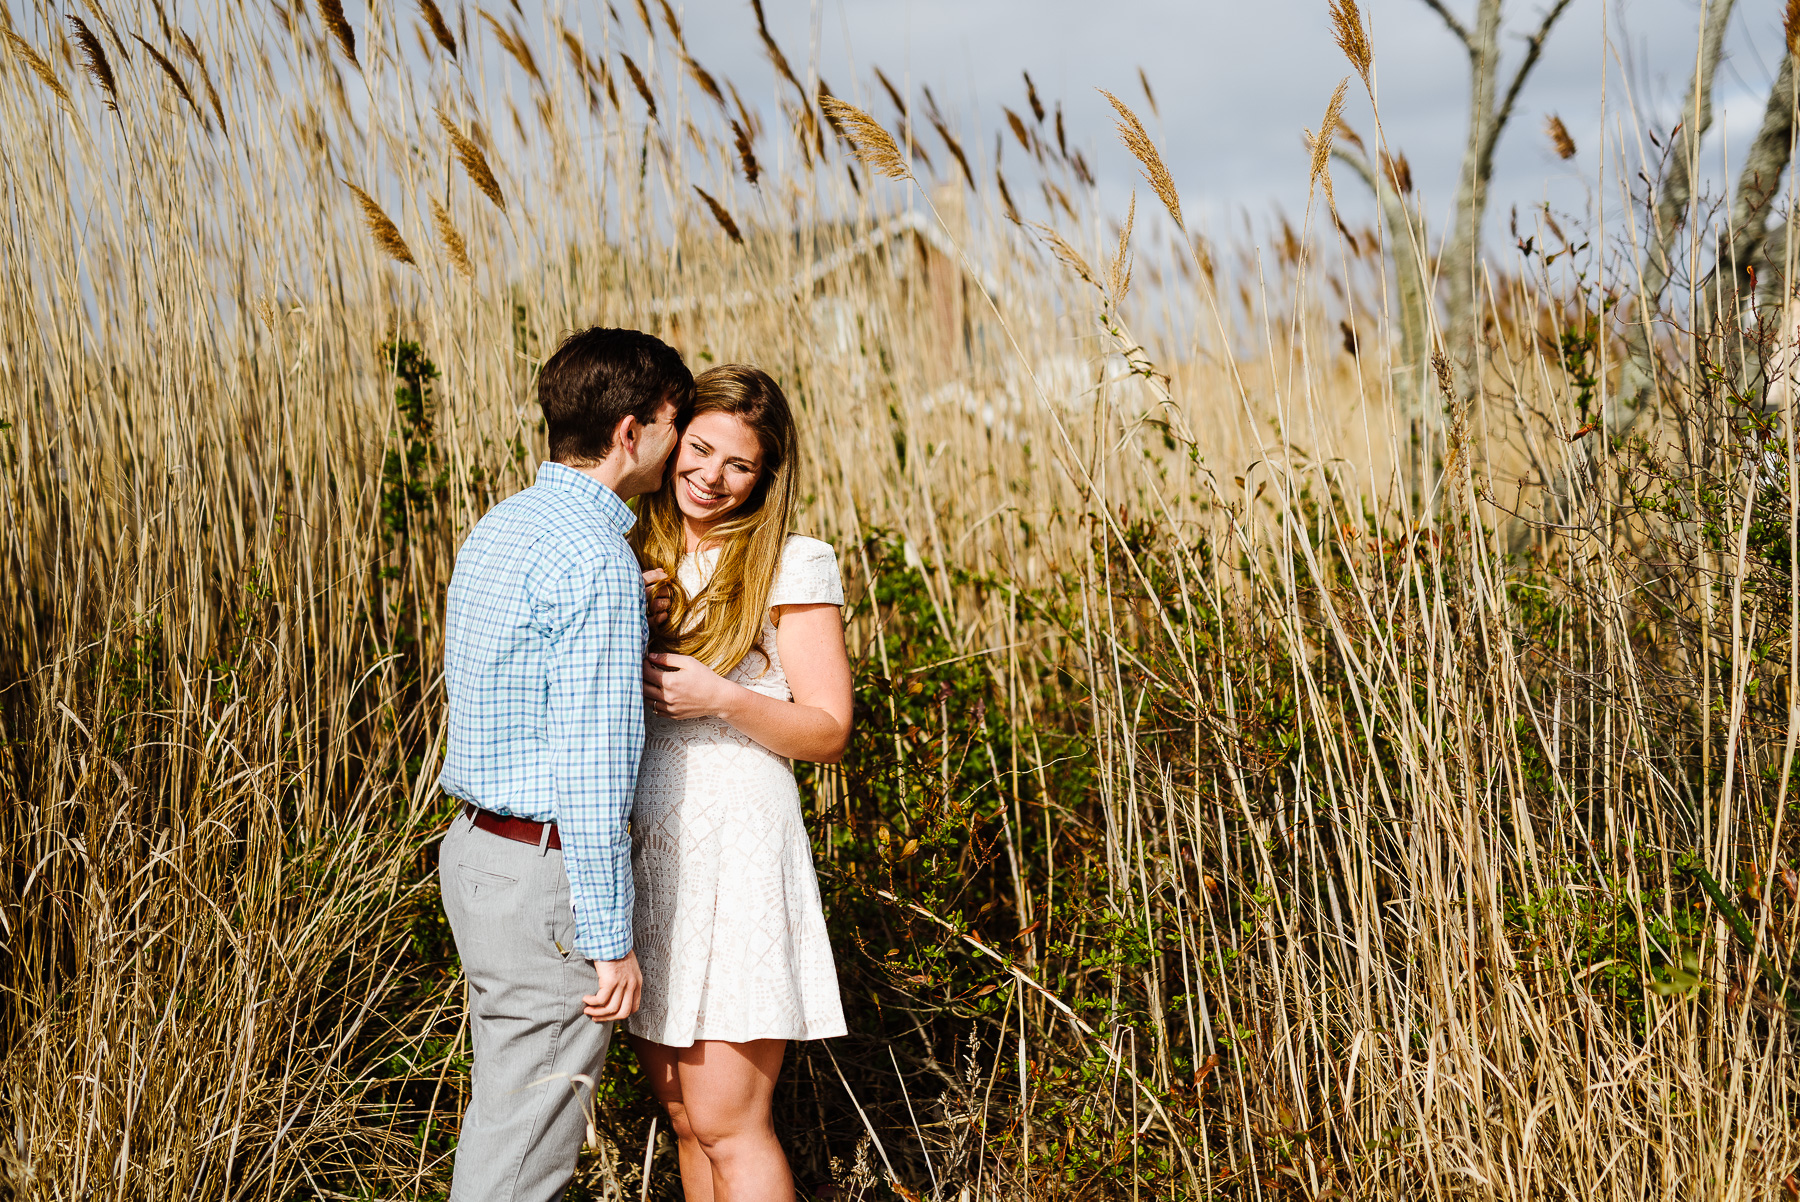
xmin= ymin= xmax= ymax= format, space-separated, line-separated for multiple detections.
xmin=1417 ymin=0 xmax=1475 ymax=53
xmin=1609 ymin=0 xmax=1739 ymax=432
xmin=1711 ymin=52 xmax=1795 ymax=319
xmin=1489 ymin=0 xmax=1577 ymax=162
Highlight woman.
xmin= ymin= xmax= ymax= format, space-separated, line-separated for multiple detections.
xmin=612 ymin=364 xmax=852 ymax=1202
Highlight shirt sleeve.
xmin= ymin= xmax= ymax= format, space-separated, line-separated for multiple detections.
xmin=767 ymin=538 xmax=845 ymax=608
xmin=531 ymin=540 xmax=646 ymax=961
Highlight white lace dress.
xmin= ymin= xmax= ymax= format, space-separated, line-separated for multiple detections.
xmin=625 ymin=535 xmax=849 ymax=1047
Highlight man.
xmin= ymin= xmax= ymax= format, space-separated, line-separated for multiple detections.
xmin=436 ymin=327 xmax=693 ymax=1201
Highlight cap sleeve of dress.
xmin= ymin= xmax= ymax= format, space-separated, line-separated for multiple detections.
xmin=767 ymin=536 xmax=845 ymax=608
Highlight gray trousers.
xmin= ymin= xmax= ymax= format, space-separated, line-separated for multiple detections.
xmin=439 ymin=810 xmax=614 ymax=1202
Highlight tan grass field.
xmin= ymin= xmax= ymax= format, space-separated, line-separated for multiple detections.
xmin=2 ymin=0 xmax=1797 ymax=1199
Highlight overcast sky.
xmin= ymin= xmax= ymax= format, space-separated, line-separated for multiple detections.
xmin=652 ymin=0 xmax=1786 ymax=248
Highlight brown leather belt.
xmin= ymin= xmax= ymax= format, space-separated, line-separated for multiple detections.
xmin=464 ymin=802 xmax=562 ymax=850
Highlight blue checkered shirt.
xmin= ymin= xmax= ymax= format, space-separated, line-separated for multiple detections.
xmin=438 ymin=461 xmax=646 ymax=961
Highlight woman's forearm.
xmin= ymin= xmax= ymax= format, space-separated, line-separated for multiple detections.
xmin=714 ymin=683 xmax=850 ymax=762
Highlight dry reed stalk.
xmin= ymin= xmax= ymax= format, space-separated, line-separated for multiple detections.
xmin=692 ymin=186 xmax=742 ymax=244
xmin=438 ymin=107 xmax=505 ymax=212
xmin=344 ymin=181 xmax=417 ymax=265
xmin=319 ymin=0 xmax=358 ymax=66
xmin=1099 ymin=88 xmax=1182 ymax=231
xmin=419 ymin=0 xmax=457 ymax=57
xmin=66 ymin=16 xmax=116 ymax=111
xmin=818 ymin=96 xmax=908 ymax=180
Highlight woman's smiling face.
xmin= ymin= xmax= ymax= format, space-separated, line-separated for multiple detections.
xmin=672 ymin=410 xmax=766 ymax=528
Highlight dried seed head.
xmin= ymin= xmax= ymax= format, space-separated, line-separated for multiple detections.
xmin=1329 ymin=0 xmax=1372 ymax=87
xmin=6 ymin=31 xmax=72 ymax=108
xmin=618 ymin=51 xmax=656 ymax=120
xmin=686 ymin=55 xmax=724 ymax=108
xmin=419 ymin=0 xmax=457 ymax=56
xmin=1788 ymin=0 xmax=1800 ymax=55
xmin=430 ymin=197 xmax=472 ymax=278
xmin=1108 ymin=192 xmax=1136 ymax=302
xmin=319 ymin=0 xmax=358 ymax=67
xmin=438 ymin=106 xmax=506 ymax=212
xmin=997 ymin=169 xmax=1021 ymax=225
xmin=731 ymin=119 xmax=760 ymax=185
xmin=1004 ymin=107 xmax=1030 ymax=151
xmin=1381 ymin=150 xmax=1413 ymax=195
xmin=344 ymin=181 xmax=415 ymax=266
xmin=67 ymin=16 xmax=117 ymax=111
xmin=1545 ymin=113 xmax=1576 ymax=159
xmin=1099 ymin=88 xmax=1182 ymax=232
xmin=1304 ymin=77 xmax=1350 ymax=215
xmin=818 ymin=95 xmax=909 ymax=180
xmin=692 ymin=186 xmax=742 ymax=244
xmin=1022 ymin=70 xmax=1044 ymax=123
xmin=482 ymin=13 xmax=540 ymax=84
xmin=1137 ymin=67 xmax=1158 ymax=119
xmin=132 ymin=35 xmax=204 ymax=127
xmin=1029 ymin=221 xmax=1098 ymax=289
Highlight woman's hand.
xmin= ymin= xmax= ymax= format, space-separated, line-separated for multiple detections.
xmin=642 ymin=568 xmax=671 ymax=631
xmin=642 ymin=652 xmax=735 ymax=720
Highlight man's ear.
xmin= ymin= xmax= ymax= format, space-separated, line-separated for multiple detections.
xmin=615 ymin=413 xmax=640 ymax=456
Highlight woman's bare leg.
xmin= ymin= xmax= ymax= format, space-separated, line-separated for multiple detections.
xmin=676 ymin=1039 xmax=791 ymax=1202
xmin=631 ymin=1035 xmax=717 ymax=1202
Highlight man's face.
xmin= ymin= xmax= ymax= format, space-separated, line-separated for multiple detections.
xmin=617 ymin=396 xmax=680 ymax=498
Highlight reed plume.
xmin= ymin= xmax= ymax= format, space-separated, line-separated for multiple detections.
xmin=1023 ymin=70 xmax=1045 ymax=122
xmin=1100 ymin=88 xmax=1182 ymax=231
xmin=1136 ymin=67 xmax=1159 ymax=117
xmin=686 ymin=55 xmax=725 ymax=108
xmin=181 ymin=36 xmax=228 ymax=134
xmin=1788 ymin=0 xmax=1800 ymax=55
xmin=1305 ymin=78 xmax=1349 ymax=215
xmin=731 ymin=119 xmax=760 ymax=185
xmin=132 ymin=35 xmax=204 ymax=127
xmin=996 ymin=167 xmax=1021 ymax=224
xmin=5 ymin=32 xmax=72 ymax=109
xmin=618 ymin=52 xmax=656 ymax=120
xmin=692 ymin=186 xmax=743 ymax=244
xmin=1004 ymin=108 xmax=1031 ymax=151
xmin=319 ymin=0 xmax=358 ymax=66
xmin=481 ymin=13 xmax=540 ymax=84
xmin=1330 ymin=0 xmax=1372 ymax=87
xmin=1108 ymin=192 xmax=1135 ymax=301
xmin=750 ymin=0 xmax=803 ymax=96
xmin=818 ymin=96 xmax=908 ymax=180
xmin=66 ymin=16 xmax=117 ymax=111
xmin=1030 ymin=221 xmax=1098 ymax=288
xmin=429 ymin=196 xmax=471 ymax=277
xmin=438 ymin=106 xmax=506 ymax=212
xmin=1545 ymin=113 xmax=1576 ymax=159
xmin=419 ymin=0 xmax=457 ymax=57
xmin=656 ymin=0 xmax=686 ymax=48
xmin=343 ymin=181 xmax=415 ymax=265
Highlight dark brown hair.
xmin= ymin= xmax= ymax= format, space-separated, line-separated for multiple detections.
xmin=538 ymin=327 xmax=694 ymax=465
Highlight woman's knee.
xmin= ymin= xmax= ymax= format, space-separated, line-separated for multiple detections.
xmin=661 ymin=1100 xmax=699 ymax=1143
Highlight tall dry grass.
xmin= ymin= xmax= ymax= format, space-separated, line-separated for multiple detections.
xmin=1 ymin=0 xmax=1796 ymax=1199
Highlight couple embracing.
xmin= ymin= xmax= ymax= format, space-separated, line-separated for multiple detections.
xmin=436 ymin=327 xmax=851 ymax=1201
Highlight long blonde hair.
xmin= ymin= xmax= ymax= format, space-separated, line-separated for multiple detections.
xmin=630 ymin=364 xmax=798 ymax=673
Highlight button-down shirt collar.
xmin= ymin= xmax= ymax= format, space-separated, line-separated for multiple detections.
xmin=536 ymin=461 xmax=637 ymax=536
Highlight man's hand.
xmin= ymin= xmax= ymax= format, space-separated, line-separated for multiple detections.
xmin=642 ymin=569 xmax=671 ymax=631
xmin=583 ymin=950 xmax=643 ymax=1023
